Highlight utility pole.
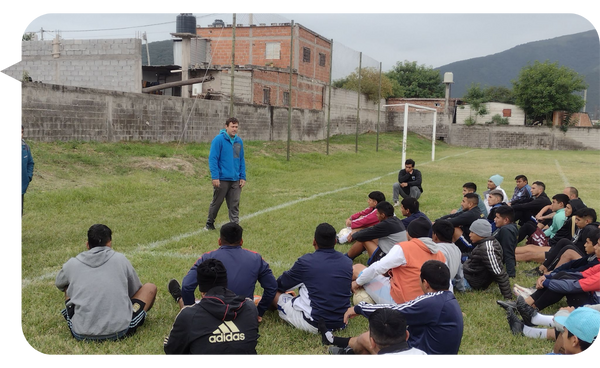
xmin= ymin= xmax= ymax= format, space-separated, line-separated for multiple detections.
xmin=230 ymin=13 xmax=236 ymax=116
xmin=143 ymin=32 xmax=151 ymax=66
xmin=287 ymin=21 xmax=294 ymax=161
xmin=326 ymin=39 xmax=333 ymax=155
xmin=355 ymin=52 xmax=362 ymax=153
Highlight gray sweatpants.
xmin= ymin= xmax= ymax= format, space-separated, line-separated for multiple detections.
xmin=392 ymin=182 xmax=421 ymax=202
xmin=207 ymin=180 xmax=241 ymax=225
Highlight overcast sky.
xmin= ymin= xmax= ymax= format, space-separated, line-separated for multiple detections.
xmin=13 ymin=10 xmax=598 ymax=79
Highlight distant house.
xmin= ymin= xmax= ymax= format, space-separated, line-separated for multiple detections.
xmin=552 ymin=111 xmax=592 ymax=127
xmin=190 ymin=22 xmax=332 ymax=110
xmin=456 ymin=102 xmax=526 ymax=125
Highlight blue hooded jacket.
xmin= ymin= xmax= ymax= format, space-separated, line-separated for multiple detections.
xmin=208 ymin=130 xmax=246 ymax=181
xmin=22 ymin=139 xmax=34 ymax=194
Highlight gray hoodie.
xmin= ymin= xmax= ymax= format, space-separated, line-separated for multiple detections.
xmin=55 ymin=246 xmax=142 ymax=338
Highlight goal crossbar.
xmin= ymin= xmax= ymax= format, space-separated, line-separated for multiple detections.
xmin=383 ymin=103 xmax=438 ymax=164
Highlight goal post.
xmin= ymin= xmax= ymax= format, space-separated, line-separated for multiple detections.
xmin=383 ymin=103 xmax=438 ymax=164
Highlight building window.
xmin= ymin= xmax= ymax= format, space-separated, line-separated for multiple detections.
xmin=503 ymin=109 xmax=512 ymax=117
xmin=302 ymin=47 xmax=311 ymax=62
xmin=283 ymin=91 xmax=290 ymax=106
xmin=263 ymin=88 xmax=270 ymax=105
xmin=265 ymin=42 xmax=281 ymax=59
xmin=319 ymin=53 xmax=326 ymax=67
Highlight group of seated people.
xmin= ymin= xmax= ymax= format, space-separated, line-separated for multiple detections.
xmin=54 ymin=173 xmax=599 ymax=355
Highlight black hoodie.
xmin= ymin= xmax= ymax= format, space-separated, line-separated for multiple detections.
xmin=164 ymin=286 xmax=259 ymax=354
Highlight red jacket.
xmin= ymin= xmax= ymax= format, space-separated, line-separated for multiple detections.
xmin=350 ymin=207 xmax=379 ymax=229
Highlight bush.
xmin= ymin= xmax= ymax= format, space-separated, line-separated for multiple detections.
xmin=491 ymin=114 xmax=509 ymax=125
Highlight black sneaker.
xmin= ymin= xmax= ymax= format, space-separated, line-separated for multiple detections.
xmin=168 ymin=279 xmax=182 ymax=302
xmin=328 ymin=346 xmax=354 ymax=355
xmin=496 ymin=299 xmax=517 ymax=312
xmin=318 ymin=319 xmax=333 ymax=346
xmin=506 ymin=308 xmax=524 ymax=335
xmin=204 ymin=223 xmax=216 ymax=231
xmin=516 ymin=295 xmax=537 ymax=327
xmin=523 ymin=267 xmax=543 ymax=277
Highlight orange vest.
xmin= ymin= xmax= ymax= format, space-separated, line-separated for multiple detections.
xmin=389 ymin=238 xmax=447 ymax=304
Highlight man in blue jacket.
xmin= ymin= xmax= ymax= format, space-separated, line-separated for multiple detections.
xmin=22 ymin=125 xmax=34 ymax=215
xmin=272 ymin=223 xmax=353 ymax=332
xmin=205 ymin=117 xmax=246 ymax=230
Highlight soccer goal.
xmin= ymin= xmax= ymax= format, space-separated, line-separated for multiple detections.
xmin=382 ymin=103 xmax=438 ymax=164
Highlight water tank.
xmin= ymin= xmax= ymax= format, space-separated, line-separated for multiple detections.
xmin=176 ymin=13 xmax=197 ymax=34
xmin=212 ymin=19 xmax=225 ymax=27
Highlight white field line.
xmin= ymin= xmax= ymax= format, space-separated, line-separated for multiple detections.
xmin=22 ymin=149 xmax=475 ymax=288
xmin=554 ymin=160 xmax=570 ymax=187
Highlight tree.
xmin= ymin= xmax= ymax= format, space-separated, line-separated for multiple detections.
xmin=461 ymin=83 xmax=489 ymax=125
xmin=335 ymin=67 xmax=394 ymax=102
xmin=385 ymin=60 xmax=445 ymax=98
xmin=512 ymin=60 xmax=587 ymax=123
xmin=483 ymin=86 xmax=515 ymax=104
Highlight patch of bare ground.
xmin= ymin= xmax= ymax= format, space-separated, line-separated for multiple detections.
xmin=130 ymin=157 xmax=196 ymax=175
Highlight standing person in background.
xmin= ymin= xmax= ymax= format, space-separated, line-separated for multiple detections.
xmin=205 ymin=117 xmax=246 ymax=230
xmin=393 ymin=159 xmax=423 ymax=206
xmin=22 ymin=125 xmax=34 ymax=215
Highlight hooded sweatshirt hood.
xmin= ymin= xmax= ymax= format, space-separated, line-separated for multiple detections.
xmin=199 ymin=286 xmax=249 ymax=321
xmin=569 ymin=198 xmax=586 ymax=215
xmin=75 ymin=246 xmax=115 ymax=268
xmin=418 ymin=237 xmax=441 ymax=254
xmin=220 ymin=129 xmax=236 ymax=144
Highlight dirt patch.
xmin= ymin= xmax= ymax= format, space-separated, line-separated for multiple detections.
xmin=131 ymin=157 xmax=196 ymax=175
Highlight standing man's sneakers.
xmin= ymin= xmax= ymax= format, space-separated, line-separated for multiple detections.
xmin=168 ymin=279 xmax=182 ymax=302
xmin=204 ymin=223 xmax=216 ymax=231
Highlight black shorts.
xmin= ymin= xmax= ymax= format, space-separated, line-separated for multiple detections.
xmin=62 ymin=298 xmax=147 ymax=341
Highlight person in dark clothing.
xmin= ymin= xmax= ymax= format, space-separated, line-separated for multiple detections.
xmin=164 ymin=259 xmax=259 ymax=354
xmin=345 ymin=201 xmax=407 ymax=261
xmin=392 ymin=158 xmax=423 ymax=205
xmin=510 ymin=181 xmax=551 ymax=226
xmin=492 ymin=205 xmax=519 ymax=277
xmin=487 ymin=189 xmax=507 ymax=232
xmin=436 ymin=193 xmax=485 ymax=259
xmin=399 ymin=197 xmax=431 ymax=230
xmin=22 ymin=125 xmax=34 ymax=215
xmin=272 ymin=223 xmax=353 ymax=332
xmin=461 ymin=220 xmax=513 ymax=300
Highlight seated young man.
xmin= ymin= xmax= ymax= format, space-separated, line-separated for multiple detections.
xmin=272 ymin=223 xmax=353 ymax=333
xmin=392 ymin=158 xmax=423 ymax=205
xmin=351 ymin=217 xmax=446 ymax=305
xmin=492 ymin=205 xmax=519 ymax=278
xmin=450 ymin=182 xmax=488 ymax=217
xmin=345 ymin=201 xmax=407 ymax=261
xmin=510 ymin=181 xmax=551 ymax=226
xmin=461 ymin=219 xmax=513 ymax=300
xmin=509 ymin=175 xmax=532 ymax=205
xmin=515 ymin=194 xmax=570 ymax=264
xmin=323 ymin=260 xmax=463 ymax=355
xmin=172 ymin=222 xmax=277 ymax=322
xmin=431 ymin=220 xmax=463 ymax=288
xmin=487 ymin=189 xmax=507 ymax=232
xmin=164 ymin=259 xmax=259 ymax=354
xmin=483 ymin=174 xmax=509 ymax=214
xmin=344 ymin=191 xmax=386 ymax=233
xmin=399 ymin=197 xmax=431 ymax=229
xmin=436 ymin=192 xmax=486 ymax=260
xmin=55 ymin=224 xmax=157 ymax=341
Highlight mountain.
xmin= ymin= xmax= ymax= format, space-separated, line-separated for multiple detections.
xmin=436 ymin=30 xmax=599 ymax=120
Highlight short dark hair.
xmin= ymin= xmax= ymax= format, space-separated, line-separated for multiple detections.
xmin=494 ymin=205 xmax=514 ymax=223
xmin=489 ymin=191 xmax=504 ymax=201
xmin=314 ymin=223 xmax=337 ymax=249
xmin=463 ymin=182 xmax=477 ymax=192
xmin=552 ymin=194 xmax=570 ymax=208
xmin=225 ymin=117 xmax=239 ymax=126
xmin=420 ymin=260 xmax=450 ymax=291
xmin=368 ymin=308 xmax=408 ymax=348
xmin=515 ymin=175 xmax=528 ymax=182
xmin=87 ymin=224 xmax=112 ymax=249
xmin=401 ymin=197 xmax=419 ymax=214
xmin=220 ymin=222 xmax=243 ymax=245
xmin=587 ymin=228 xmax=600 ymax=246
xmin=464 ymin=192 xmax=479 ymax=205
xmin=375 ymin=201 xmax=395 ymax=218
xmin=567 ymin=330 xmax=593 ymax=352
xmin=432 ymin=220 xmax=454 ymax=243
xmin=575 ymin=208 xmax=597 ymax=223
xmin=405 ymin=158 xmax=415 ymax=167
xmin=368 ymin=191 xmax=386 ymax=203
xmin=532 ymin=181 xmax=545 ymax=190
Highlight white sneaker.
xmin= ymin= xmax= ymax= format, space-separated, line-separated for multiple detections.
xmin=513 ymin=284 xmax=535 ymax=298
xmin=394 ymin=201 xmax=400 ymax=207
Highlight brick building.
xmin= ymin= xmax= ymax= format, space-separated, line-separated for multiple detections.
xmin=196 ymin=22 xmax=332 ymax=110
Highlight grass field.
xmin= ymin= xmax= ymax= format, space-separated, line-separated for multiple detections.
xmin=17 ymin=131 xmax=600 ymax=357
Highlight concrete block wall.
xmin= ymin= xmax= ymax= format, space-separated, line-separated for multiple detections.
xmin=5 ymin=39 xmax=142 ymax=93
